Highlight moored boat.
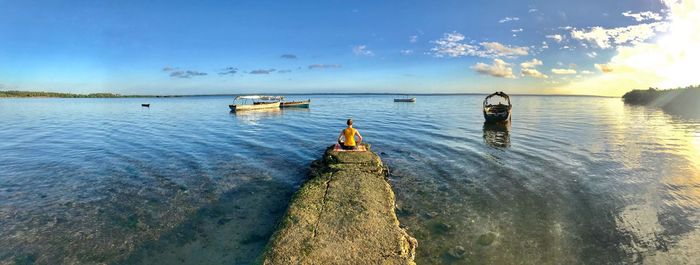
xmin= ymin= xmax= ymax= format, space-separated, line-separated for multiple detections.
xmin=394 ymin=96 xmax=416 ymax=102
xmin=280 ymin=99 xmax=311 ymax=108
xmin=229 ymin=95 xmax=283 ymax=111
xmin=483 ymin=92 xmax=512 ymax=122
xmin=141 ymin=104 xmax=150 ymax=107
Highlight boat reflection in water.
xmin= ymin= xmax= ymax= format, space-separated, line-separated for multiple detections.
xmin=230 ymin=108 xmax=282 ymax=125
xmin=483 ymin=121 xmax=511 ymax=148
xmin=280 ymin=107 xmax=311 ymax=114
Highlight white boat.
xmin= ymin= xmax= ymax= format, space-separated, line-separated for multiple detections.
xmin=229 ymin=95 xmax=283 ymax=111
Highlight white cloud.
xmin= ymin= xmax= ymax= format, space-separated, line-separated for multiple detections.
xmin=409 ymin=35 xmax=418 ymax=43
xmin=499 ymin=17 xmax=520 ymax=23
xmin=594 ymin=63 xmax=614 ymax=73
xmin=622 ymin=11 xmax=663 ymax=22
xmin=546 ymin=34 xmax=564 ymax=42
xmin=586 ymin=51 xmax=598 ymax=58
xmin=431 ymin=33 xmax=528 ymax=58
xmin=551 ymin=68 xmax=577 ymax=74
xmin=529 ymin=8 xmax=538 ymax=13
xmin=400 ymin=49 xmax=414 ymax=55
xmin=352 ymin=45 xmax=374 ymax=56
xmin=480 ymin=41 xmax=529 ymax=57
xmin=520 ymin=58 xmax=543 ymax=68
xmin=431 ymin=32 xmax=481 ymax=57
xmin=521 ymin=68 xmax=549 ymax=78
xmin=580 ymin=70 xmax=595 ymax=74
xmin=520 ymin=58 xmax=547 ymax=78
xmin=570 ymin=21 xmax=670 ymax=49
xmin=512 ymin=28 xmax=524 ymax=32
xmin=472 ymin=59 xmax=516 ymax=78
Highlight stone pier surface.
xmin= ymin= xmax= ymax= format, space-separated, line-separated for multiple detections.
xmin=260 ymin=144 xmax=417 ymax=265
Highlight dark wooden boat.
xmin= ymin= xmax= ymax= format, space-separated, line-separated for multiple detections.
xmin=141 ymin=104 xmax=150 ymax=107
xmin=483 ymin=92 xmax=511 ymax=122
xmin=280 ymin=99 xmax=311 ymax=108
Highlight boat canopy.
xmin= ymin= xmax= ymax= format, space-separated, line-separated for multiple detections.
xmin=483 ymin=92 xmax=511 ymax=107
xmin=234 ymin=95 xmax=285 ymax=100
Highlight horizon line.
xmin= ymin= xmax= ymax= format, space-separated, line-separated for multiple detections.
xmin=0 ymin=90 xmax=617 ymax=98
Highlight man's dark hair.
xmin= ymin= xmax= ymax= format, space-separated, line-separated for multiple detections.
xmin=347 ymin=119 xmax=353 ymax=126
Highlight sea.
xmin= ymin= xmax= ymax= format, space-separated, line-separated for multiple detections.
xmin=1 ymin=95 xmax=699 ymax=264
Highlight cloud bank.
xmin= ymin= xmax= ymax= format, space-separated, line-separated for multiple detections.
xmin=431 ymin=32 xmax=528 ymax=58
xmin=570 ymin=21 xmax=669 ymax=49
xmin=558 ymin=0 xmax=700 ymax=95
xmin=472 ymin=59 xmax=516 ymax=78
xmin=249 ymin=69 xmax=276 ymax=74
xmin=162 ymin=67 xmax=208 ymax=78
xmin=308 ymin=64 xmax=342 ymax=69
xmin=218 ymin=67 xmax=238 ymax=76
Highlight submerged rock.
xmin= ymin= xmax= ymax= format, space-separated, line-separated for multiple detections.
xmin=425 ymin=211 xmax=439 ymax=219
xmin=429 ymin=221 xmax=453 ymax=235
xmin=447 ymin=245 xmax=466 ymax=258
xmin=477 ymin=232 xmax=497 ymax=246
xmin=259 ymin=144 xmax=417 ymax=264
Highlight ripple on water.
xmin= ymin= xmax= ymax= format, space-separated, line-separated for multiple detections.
xmin=1 ymin=95 xmax=700 ymax=264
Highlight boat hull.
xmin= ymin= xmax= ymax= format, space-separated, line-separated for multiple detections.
xmin=280 ymin=100 xmax=311 ymax=108
xmin=394 ymin=98 xmax=416 ymax=102
xmin=483 ymin=109 xmax=511 ymax=122
xmin=229 ymin=101 xmax=281 ymax=111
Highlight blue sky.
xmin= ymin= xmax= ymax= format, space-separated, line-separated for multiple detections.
xmin=1 ymin=0 xmax=694 ymax=96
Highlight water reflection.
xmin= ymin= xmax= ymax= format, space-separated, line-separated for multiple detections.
xmin=230 ymin=108 xmax=282 ymax=124
xmin=280 ymin=107 xmax=311 ymax=114
xmin=483 ymin=121 xmax=510 ymax=148
xmin=390 ymin=97 xmax=700 ymax=264
xmin=2 ymin=96 xmax=700 ymax=264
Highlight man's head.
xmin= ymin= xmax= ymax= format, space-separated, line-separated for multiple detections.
xmin=347 ymin=119 xmax=353 ymax=126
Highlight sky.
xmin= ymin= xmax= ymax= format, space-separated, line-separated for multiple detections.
xmin=0 ymin=0 xmax=698 ymax=96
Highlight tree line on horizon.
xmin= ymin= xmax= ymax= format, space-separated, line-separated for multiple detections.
xmin=0 ymin=90 xmax=177 ymax=98
xmin=622 ymin=85 xmax=700 ymax=118
xmin=622 ymin=85 xmax=699 ymax=105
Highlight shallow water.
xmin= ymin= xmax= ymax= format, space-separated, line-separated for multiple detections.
xmin=1 ymin=95 xmax=699 ymax=264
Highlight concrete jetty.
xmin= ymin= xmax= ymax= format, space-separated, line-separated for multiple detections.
xmin=259 ymin=144 xmax=417 ymax=264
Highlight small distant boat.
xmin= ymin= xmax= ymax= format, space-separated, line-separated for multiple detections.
xmin=483 ymin=92 xmax=512 ymax=122
xmin=394 ymin=96 xmax=416 ymax=102
xmin=141 ymin=104 xmax=150 ymax=107
xmin=280 ymin=99 xmax=311 ymax=108
xmin=229 ymin=95 xmax=283 ymax=111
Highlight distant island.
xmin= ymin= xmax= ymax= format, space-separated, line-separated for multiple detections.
xmin=622 ymin=85 xmax=700 ymax=117
xmin=0 ymin=90 xmax=181 ymax=98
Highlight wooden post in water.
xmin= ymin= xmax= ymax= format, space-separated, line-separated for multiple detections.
xmin=259 ymin=144 xmax=417 ymax=264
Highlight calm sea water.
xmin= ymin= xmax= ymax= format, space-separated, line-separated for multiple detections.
xmin=1 ymin=95 xmax=699 ymax=264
